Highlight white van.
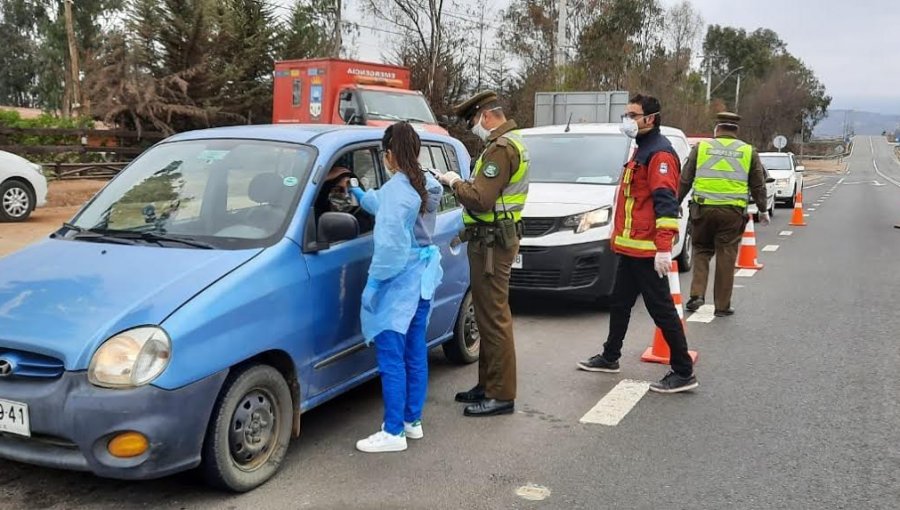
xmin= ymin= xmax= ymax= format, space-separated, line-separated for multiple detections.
xmin=512 ymin=124 xmax=692 ymax=301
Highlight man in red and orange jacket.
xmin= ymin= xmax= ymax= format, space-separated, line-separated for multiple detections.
xmin=576 ymin=94 xmax=698 ymax=394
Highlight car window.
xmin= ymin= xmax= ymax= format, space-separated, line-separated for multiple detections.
xmin=666 ymin=135 xmax=691 ymax=164
xmin=418 ymin=146 xmax=434 ymax=169
xmin=316 ymin=146 xmax=380 ymax=237
xmin=71 ymin=140 xmax=315 ymax=248
xmin=524 ymin=133 xmax=630 ymax=184
xmin=432 ymin=144 xmax=460 ymax=212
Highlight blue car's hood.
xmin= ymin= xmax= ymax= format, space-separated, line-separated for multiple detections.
xmin=0 ymin=239 xmax=260 ymax=369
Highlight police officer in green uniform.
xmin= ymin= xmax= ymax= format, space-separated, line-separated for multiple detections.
xmin=678 ymin=112 xmax=769 ymax=316
xmin=438 ymin=91 xmax=529 ymax=417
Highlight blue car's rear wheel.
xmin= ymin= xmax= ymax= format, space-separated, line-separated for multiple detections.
xmin=443 ymin=290 xmax=480 ymax=364
xmin=201 ymin=364 xmax=292 ymax=492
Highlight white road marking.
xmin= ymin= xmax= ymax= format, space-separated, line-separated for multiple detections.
xmin=762 ymin=245 xmax=779 ymax=252
xmin=580 ymin=380 xmax=650 ymax=426
xmin=872 ymin=159 xmax=900 ymax=188
xmin=780 ymin=231 xmax=793 ymax=236
xmin=687 ymin=304 xmax=716 ymax=323
xmin=804 ymin=183 xmax=825 ymax=189
xmin=804 ymin=213 xmax=810 ymax=217
xmin=516 ymin=485 xmax=552 ymax=501
xmin=838 ymin=177 xmax=845 ymax=184
xmin=735 ymin=269 xmax=757 ymax=277
xmin=808 ymin=208 xmax=817 ymax=211
xmin=734 ymin=284 xmax=745 ymax=288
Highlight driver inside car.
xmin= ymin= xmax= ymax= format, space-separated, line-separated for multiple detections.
xmin=315 ymin=165 xmax=375 ymax=233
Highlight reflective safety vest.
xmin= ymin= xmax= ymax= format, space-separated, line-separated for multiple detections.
xmin=462 ymin=131 xmax=530 ymax=225
xmin=694 ymin=137 xmax=752 ymax=207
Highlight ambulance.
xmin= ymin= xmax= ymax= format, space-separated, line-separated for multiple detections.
xmin=272 ymin=58 xmax=447 ymax=134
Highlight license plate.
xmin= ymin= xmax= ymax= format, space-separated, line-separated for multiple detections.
xmin=0 ymin=398 xmax=31 ymax=437
xmin=512 ymin=254 xmax=523 ymax=269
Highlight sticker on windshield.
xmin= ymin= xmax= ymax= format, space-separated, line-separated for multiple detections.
xmin=283 ymin=176 xmax=299 ymax=187
xmin=198 ymin=150 xmax=229 ymax=163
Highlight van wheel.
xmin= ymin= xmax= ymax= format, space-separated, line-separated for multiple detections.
xmin=443 ymin=291 xmax=479 ymax=364
xmin=0 ymin=180 xmax=34 ymax=222
xmin=201 ymin=365 xmax=293 ymax=492
xmin=676 ymin=224 xmax=693 ymax=272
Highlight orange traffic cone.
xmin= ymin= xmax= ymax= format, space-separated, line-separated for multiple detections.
xmin=789 ymin=191 xmax=807 ymax=226
xmin=735 ymin=214 xmax=764 ymax=270
xmin=641 ymin=261 xmax=699 ymax=365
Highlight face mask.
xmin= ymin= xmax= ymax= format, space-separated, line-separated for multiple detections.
xmin=471 ymin=116 xmax=491 ymax=142
xmin=328 ymin=190 xmax=355 ymax=212
xmin=620 ymin=117 xmax=639 ymax=139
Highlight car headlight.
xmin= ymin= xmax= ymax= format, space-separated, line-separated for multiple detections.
xmin=88 ymin=327 xmax=171 ymax=388
xmin=776 ymin=178 xmax=791 ymax=186
xmin=32 ymin=163 xmax=44 ymax=176
xmin=562 ymin=207 xmax=611 ymax=234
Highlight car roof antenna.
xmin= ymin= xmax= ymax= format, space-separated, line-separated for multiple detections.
xmin=564 ymin=113 xmax=573 ymax=133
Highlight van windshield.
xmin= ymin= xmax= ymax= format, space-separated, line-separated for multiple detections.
xmin=760 ymin=155 xmax=793 ymax=171
xmin=360 ymin=90 xmax=437 ymax=124
xmin=523 ymin=133 xmax=631 ymax=184
xmin=68 ymin=139 xmax=316 ymax=249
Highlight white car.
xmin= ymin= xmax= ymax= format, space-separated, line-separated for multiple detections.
xmin=0 ymin=150 xmax=47 ymax=221
xmin=512 ymin=124 xmax=693 ymax=301
xmin=759 ymin=151 xmax=804 ymax=207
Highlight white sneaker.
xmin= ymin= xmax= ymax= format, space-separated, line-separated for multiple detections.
xmin=404 ymin=420 xmax=424 ymax=440
xmin=356 ymin=430 xmax=407 ymax=453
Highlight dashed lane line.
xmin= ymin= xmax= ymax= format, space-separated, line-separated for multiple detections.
xmin=580 ymin=380 xmax=650 ymax=426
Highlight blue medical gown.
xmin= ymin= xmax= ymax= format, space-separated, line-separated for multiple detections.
xmin=351 ymin=173 xmax=444 ymax=342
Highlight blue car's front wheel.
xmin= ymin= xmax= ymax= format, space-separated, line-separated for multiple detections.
xmin=201 ymin=364 xmax=293 ymax=492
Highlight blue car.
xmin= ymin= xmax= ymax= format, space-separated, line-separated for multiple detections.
xmin=0 ymin=125 xmax=478 ymax=491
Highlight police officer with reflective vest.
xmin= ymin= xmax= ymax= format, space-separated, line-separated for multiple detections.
xmin=576 ymin=94 xmax=698 ymax=394
xmin=438 ymin=91 xmax=529 ymax=416
xmin=678 ymin=112 xmax=769 ymax=317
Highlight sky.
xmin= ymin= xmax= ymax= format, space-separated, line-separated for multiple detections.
xmin=275 ymin=0 xmax=900 ymax=115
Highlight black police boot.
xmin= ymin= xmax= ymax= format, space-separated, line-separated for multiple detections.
xmin=463 ymin=399 xmax=515 ymax=417
xmin=454 ymin=385 xmax=485 ymax=403
xmin=714 ymin=308 xmax=735 ymax=317
xmin=686 ymin=296 xmax=705 ymax=312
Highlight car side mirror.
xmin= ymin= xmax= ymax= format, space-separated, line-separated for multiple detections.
xmin=766 ymin=177 xmax=776 ymax=184
xmin=343 ymin=108 xmax=363 ymax=125
xmin=438 ymin=114 xmax=450 ymax=127
xmin=317 ymin=212 xmax=359 ymax=246
xmin=795 ymin=165 xmax=805 ymax=172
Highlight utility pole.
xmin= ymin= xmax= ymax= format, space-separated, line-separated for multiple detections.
xmin=64 ymin=0 xmax=81 ymax=117
xmin=555 ymin=0 xmax=567 ymax=88
xmin=476 ymin=9 xmax=485 ymax=90
xmin=734 ymin=73 xmax=741 ymax=114
xmin=332 ymin=0 xmax=342 ymax=57
xmin=705 ymin=59 xmax=712 ymax=105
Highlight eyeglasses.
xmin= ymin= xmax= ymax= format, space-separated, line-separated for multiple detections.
xmin=621 ymin=112 xmax=655 ymax=120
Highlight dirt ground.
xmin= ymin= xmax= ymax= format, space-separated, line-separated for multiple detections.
xmin=799 ymin=158 xmax=848 ymax=173
xmin=0 ymin=179 xmax=107 ymax=258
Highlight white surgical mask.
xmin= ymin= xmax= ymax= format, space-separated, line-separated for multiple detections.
xmin=471 ymin=116 xmax=491 ymax=141
xmin=620 ymin=117 xmax=639 ymax=139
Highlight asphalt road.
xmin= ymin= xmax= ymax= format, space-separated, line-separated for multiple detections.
xmin=3 ymin=137 xmax=900 ymax=509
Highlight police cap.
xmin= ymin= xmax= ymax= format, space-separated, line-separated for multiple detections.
xmin=716 ymin=111 xmax=742 ymax=128
xmin=453 ymin=91 xmax=500 ymax=127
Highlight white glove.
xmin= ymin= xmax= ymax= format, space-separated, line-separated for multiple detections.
xmin=439 ymin=171 xmax=462 ymax=187
xmin=654 ymin=251 xmax=672 ymax=278
xmin=758 ymin=212 xmax=771 ymax=226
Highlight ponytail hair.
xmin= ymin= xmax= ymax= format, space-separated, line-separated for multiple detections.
xmin=382 ymin=122 xmax=428 ymax=214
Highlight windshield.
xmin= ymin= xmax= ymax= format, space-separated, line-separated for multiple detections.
xmin=760 ymin=155 xmax=793 ymax=171
xmin=69 ymin=139 xmax=315 ymax=249
xmin=523 ymin=133 xmax=631 ymax=184
xmin=360 ymin=89 xmax=437 ymax=123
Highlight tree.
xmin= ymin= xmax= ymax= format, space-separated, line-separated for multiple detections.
xmin=279 ymin=0 xmax=334 ymax=60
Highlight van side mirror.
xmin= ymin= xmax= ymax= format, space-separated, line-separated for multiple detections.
xmin=795 ymin=165 xmax=805 ymax=172
xmin=317 ymin=212 xmax=359 ymax=246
